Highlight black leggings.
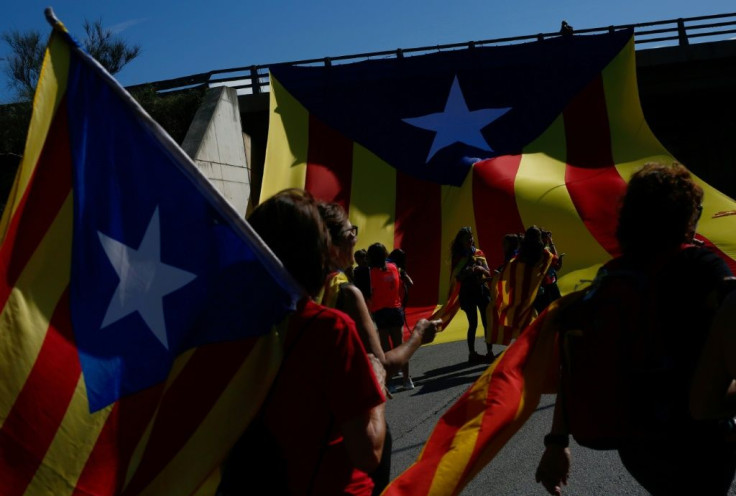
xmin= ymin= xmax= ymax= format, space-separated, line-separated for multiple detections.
xmin=461 ymin=300 xmax=488 ymax=353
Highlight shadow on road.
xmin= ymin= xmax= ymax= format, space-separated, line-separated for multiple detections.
xmin=407 ymin=361 xmax=489 ymax=395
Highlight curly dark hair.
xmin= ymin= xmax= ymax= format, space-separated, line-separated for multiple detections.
xmin=616 ymin=162 xmax=703 ymax=258
xmin=317 ymin=201 xmax=349 ymax=245
xmin=247 ymin=189 xmax=330 ymax=297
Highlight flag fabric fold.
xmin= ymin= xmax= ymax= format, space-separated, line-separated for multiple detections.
xmin=262 ymin=29 xmax=736 ymax=332
xmin=487 ymin=249 xmax=556 ymax=345
xmin=0 ymin=15 xmax=302 ymax=496
xmin=261 ymin=29 xmax=736 ymax=494
xmin=382 ymin=295 xmax=580 ymax=496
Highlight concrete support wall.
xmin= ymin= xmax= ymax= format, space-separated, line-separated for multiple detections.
xmin=182 ymin=87 xmax=251 ymax=217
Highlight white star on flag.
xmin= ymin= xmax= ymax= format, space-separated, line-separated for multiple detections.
xmin=98 ymin=207 xmax=197 ymax=350
xmin=403 ymin=76 xmax=511 ymax=162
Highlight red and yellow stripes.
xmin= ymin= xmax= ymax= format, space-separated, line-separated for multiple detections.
xmin=487 ymin=250 xmax=554 ymax=345
xmin=0 ymin=30 xmax=82 ymax=495
xmin=263 ymin=81 xmax=448 ymax=328
xmin=264 ymin=35 xmax=736 ymax=335
xmin=262 ymin=35 xmax=736 ymax=496
xmin=1 ymin=29 xmax=285 ymax=496
xmin=563 ymin=75 xmax=624 ymax=258
xmin=0 ymin=29 xmax=69 ymax=244
xmin=382 ymin=296 xmax=566 ymax=496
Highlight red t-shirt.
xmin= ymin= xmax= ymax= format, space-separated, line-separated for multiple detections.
xmin=264 ymin=299 xmax=385 ymax=496
xmin=368 ymin=263 xmax=401 ymax=312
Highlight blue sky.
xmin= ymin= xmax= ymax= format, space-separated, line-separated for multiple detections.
xmin=1 ymin=1 xmax=734 ymax=102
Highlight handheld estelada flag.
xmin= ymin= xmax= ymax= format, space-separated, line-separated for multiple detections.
xmin=0 ymin=9 xmax=302 ymax=495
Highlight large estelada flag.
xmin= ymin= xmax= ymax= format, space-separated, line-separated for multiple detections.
xmin=262 ymin=29 xmax=736 ymax=326
xmin=0 ymin=12 xmax=302 ymax=496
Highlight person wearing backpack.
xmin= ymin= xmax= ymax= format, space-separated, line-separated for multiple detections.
xmin=535 ymin=163 xmax=736 ymax=496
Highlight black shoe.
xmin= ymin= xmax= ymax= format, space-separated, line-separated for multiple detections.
xmin=484 ymin=352 xmax=496 ymax=364
xmin=468 ymin=351 xmax=486 ymax=364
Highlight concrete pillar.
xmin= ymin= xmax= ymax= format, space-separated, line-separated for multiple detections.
xmin=182 ymin=87 xmax=251 ymax=217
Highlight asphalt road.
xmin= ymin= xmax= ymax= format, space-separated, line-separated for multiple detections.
xmin=385 ymin=338 xmax=736 ymax=496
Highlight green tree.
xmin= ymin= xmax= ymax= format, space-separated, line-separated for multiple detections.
xmin=82 ymin=19 xmax=141 ymax=75
xmin=1 ymin=18 xmax=141 ymax=102
xmin=1 ymin=30 xmax=44 ymax=102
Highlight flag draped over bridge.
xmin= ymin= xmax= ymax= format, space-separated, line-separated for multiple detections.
xmin=262 ymin=30 xmax=736 ymax=327
xmin=262 ymin=30 xmax=736 ymax=494
xmin=0 ymin=15 xmax=301 ymax=496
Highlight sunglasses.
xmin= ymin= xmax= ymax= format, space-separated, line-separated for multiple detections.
xmin=342 ymin=225 xmax=358 ymax=238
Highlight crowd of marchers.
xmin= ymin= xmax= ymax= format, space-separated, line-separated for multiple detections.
xmin=217 ymin=162 xmax=736 ymax=496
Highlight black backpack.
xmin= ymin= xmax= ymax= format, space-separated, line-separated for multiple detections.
xmin=558 ymin=262 xmax=673 ymax=450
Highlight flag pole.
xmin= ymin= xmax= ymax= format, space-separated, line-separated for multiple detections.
xmin=44 ymin=7 xmax=62 ymax=30
xmin=39 ymin=6 xmax=305 ymax=299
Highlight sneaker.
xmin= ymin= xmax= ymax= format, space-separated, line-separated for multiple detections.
xmin=403 ymin=377 xmax=415 ymax=390
xmin=388 ymin=383 xmax=398 ymax=394
xmin=485 ymin=352 xmax=496 ymax=364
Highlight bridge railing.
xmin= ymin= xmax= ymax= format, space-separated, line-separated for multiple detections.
xmin=128 ymin=12 xmax=736 ymax=96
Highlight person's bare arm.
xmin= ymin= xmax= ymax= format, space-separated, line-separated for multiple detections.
xmin=341 ymin=354 xmax=386 ymax=473
xmin=341 ymin=403 xmax=386 ymax=473
xmin=536 ymin=391 xmax=570 ymax=495
xmin=340 ymin=284 xmax=440 ymax=376
xmin=473 ymin=263 xmax=491 ymax=280
xmin=690 ymin=290 xmax=736 ymax=420
xmin=340 ymin=284 xmax=386 ymax=363
xmin=382 ymin=318 xmax=441 ymax=375
xmin=401 ymin=271 xmax=414 ymax=288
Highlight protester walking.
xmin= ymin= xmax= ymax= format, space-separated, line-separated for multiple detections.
xmin=536 ymin=163 xmax=736 ymax=496
xmin=450 ymin=227 xmax=493 ymax=363
xmin=317 ymin=201 xmax=440 ymax=495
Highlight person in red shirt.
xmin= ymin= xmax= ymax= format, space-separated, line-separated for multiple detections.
xmin=388 ymin=248 xmax=414 ymax=312
xmin=367 ymin=242 xmax=415 ymax=391
xmin=317 ymin=201 xmax=441 ymax=495
xmin=220 ymin=189 xmax=386 ymax=496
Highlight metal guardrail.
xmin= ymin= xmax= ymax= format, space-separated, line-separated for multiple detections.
xmin=127 ymin=12 xmax=736 ymax=96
